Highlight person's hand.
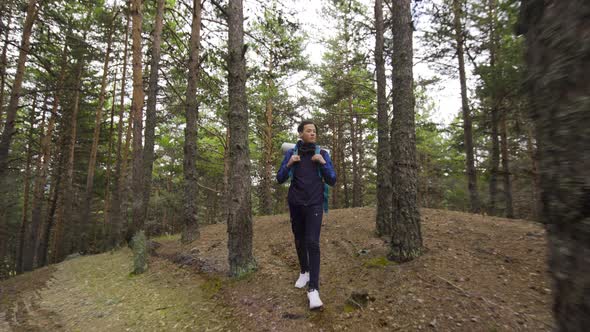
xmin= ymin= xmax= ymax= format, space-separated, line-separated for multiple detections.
xmin=311 ymin=154 xmax=326 ymax=165
xmin=287 ymin=155 xmax=301 ymax=167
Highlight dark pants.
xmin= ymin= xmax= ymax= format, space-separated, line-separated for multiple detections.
xmin=289 ymin=203 xmax=323 ymax=290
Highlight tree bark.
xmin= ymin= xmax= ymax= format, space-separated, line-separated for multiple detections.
xmin=525 ymin=125 xmax=541 ymax=221
xmin=104 ymin=72 xmax=117 ymax=238
xmin=519 ymin=0 xmax=590 ymax=329
xmin=109 ymin=9 xmax=130 ymax=248
xmin=488 ymin=0 xmax=500 ymax=216
xmin=452 ymin=0 xmax=480 ymax=213
xmin=81 ymin=16 xmax=116 ymax=251
xmin=0 ymin=1 xmax=39 ymax=275
xmin=350 ymin=96 xmax=361 ymax=208
xmin=489 ymin=105 xmax=500 ymax=215
xmin=181 ymin=0 xmax=202 ymax=244
xmin=0 ymin=13 xmax=11 ymax=125
xmin=388 ymin=0 xmax=422 ymax=263
xmin=375 ymin=0 xmax=391 ymax=232
xmin=143 ymin=0 xmax=165 ymax=224
xmin=31 ymin=44 xmax=67 ymax=269
xmin=500 ymin=112 xmax=514 ymax=218
xmin=17 ymin=94 xmax=38 ymax=274
xmin=51 ymin=58 xmax=84 ymax=263
xmin=129 ymin=0 xmax=145 ymax=241
xmin=226 ymin=0 xmax=256 ymax=277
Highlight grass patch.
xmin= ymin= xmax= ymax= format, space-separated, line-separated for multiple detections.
xmin=200 ymin=277 xmax=223 ymax=298
xmin=363 ymin=256 xmax=390 ymax=268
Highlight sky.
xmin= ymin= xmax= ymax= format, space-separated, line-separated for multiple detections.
xmin=291 ymin=0 xmax=462 ymax=127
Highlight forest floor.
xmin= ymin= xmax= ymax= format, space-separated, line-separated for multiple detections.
xmin=0 ymin=207 xmax=554 ymax=331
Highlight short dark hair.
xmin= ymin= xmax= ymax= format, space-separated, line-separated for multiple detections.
xmin=297 ymin=120 xmax=318 ymax=133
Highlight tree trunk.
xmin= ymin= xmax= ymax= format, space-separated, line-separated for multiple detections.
xmin=499 ymin=112 xmax=514 ymax=218
xmin=350 ymin=96 xmax=361 ymax=208
xmin=330 ymin=116 xmax=339 ymax=209
xmin=81 ymin=17 xmax=116 ymax=251
xmin=17 ymin=94 xmax=38 ymax=274
xmin=226 ymin=0 xmax=256 ymax=277
xmin=339 ymin=113 xmax=349 ymax=208
xmin=488 ymin=0 xmax=500 ymax=216
xmin=129 ymin=0 xmax=145 ymax=241
xmin=0 ymin=14 xmax=11 ymax=125
xmin=0 ymin=1 xmax=39 ymax=274
xmin=181 ymin=0 xmax=202 ymax=244
xmin=103 ymin=72 xmax=117 ymax=238
xmin=109 ymin=10 xmax=130 ymax=248
xmin=143 ymin=0 xmax=165 ymax=224
xmin=375 ymin=0 xmax=391 ymax=236
xmin=356 ymin=115 xmax=364 ymax=206
xmin=260 ymin=77 xmax=274 ymax=216
xmin=519 ymin=0 xmax=590 ymax=329
xmin=38 ymin=164 xmax=60 ymax=268
xmin=489 ymin=105 xmax=500 ymax=215
xmin=32 ymin=44 xmax=69 ymax=268
xmin=452 ymin=0 xmax=480 ymax=213
xmin=388 ymin=0 xmax=422 ymax=263
xmin=51 ymin=58 xmax=84 ymax=263
xmin=525 ymin=125 xmax=541 ymax=221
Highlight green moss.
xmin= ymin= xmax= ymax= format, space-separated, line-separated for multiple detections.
xmin=343 ymin=303 xmax=357 ymax=313
xmin=363 ymin=256 xmax=391 ymax=268
xmin=131 ymin=231 xmax=148 ymax=275
xmin=200 ymin=277 xmax=223 ymax=297
xmin=230 ymin=260 xmax=258 ymax=279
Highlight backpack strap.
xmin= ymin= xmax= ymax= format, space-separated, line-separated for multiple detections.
xmin=316 ymin=146 xmax=330 ymax=213
xmin=288 ymin=145 xmax=298 ymax=179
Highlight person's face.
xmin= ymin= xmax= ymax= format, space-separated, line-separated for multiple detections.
xmin=300 ymin=124 xmax=317 ymax=144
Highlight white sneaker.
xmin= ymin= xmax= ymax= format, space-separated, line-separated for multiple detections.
xmin=294 ymin=272 xmax=309 ymax=288
xmin=307 ymin=289 xmax=323 ymax=310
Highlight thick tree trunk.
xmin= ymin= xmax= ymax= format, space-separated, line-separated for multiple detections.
xmin=109 ymin=10 xmax=130 ymax=248
xmin=17 ymin=94 xmax=38 ymax=274
xmin=81 ymin=18 xmax=115 ymax=251
xmin=182 ymin=0 xmax=202 ymax=244
xmin=525 ymin=125 xmax=541 ymax=221
xmin=129 ymin=0 xmax=145 ymax=241
xmin=452 ymin=0 xmax=480 ymax=213
xmin=226 ymin=0 xmax=256 ymax=277
xmin=30 ymin=43 xmax=68 ymax=269
xmin=51 ymin=58 xmax=84 ymax=263
xmin=519 ymin=0 xmax=590 ymax=329
xmin=143 ymin=0 xmax=165 ymax=224
xmin=388 ymin=0 xmax=422 ymax=263
xmin=0 ymin=1 xmax=39 ymax=275
xmin=500 ymin=112 xmax=514 ymax=218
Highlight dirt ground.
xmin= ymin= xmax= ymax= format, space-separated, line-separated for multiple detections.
xmin=0 ymin=207 xmax=553 ymax=331
xmin=159 ymin=207 xmax=553 ymax=331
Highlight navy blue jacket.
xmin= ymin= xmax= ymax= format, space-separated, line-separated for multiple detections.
xmin=276 ymin=142 xmax=337 ymax=206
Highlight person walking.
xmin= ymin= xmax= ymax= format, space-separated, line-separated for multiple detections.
xmin=276 ymin=120 xmax=337 ymax=310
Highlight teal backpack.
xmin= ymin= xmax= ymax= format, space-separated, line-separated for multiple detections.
xmin=288 ymin=145 xmax=330 ymax=213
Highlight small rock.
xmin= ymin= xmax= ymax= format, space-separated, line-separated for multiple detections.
xmin=471 ymin=317 xmax=478 ymax=322
xmin=429 ymin=319 xmax=437 ymax=327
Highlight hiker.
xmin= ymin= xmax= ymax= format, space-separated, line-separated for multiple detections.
xmin=276 ymin=120 xmax=337 ymax=310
